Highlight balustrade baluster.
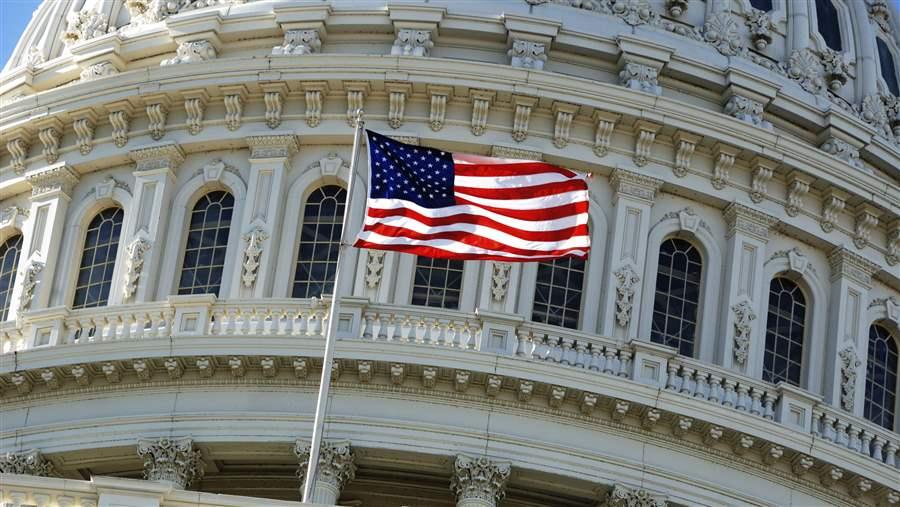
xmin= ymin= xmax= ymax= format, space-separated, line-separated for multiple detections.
xmin=762 ymin=392 xmax=776 ymax=419
xmin=163 ymin=311 xmax=174 ymax=337
xmin=665 ymin=365 xmax=680 ymax=390
xmin=618 ymin=350 xmax=631 ymax=377
xmin=446 ymin=321 xmax=459 ymax=347
xmin=602 ymin=348 xmax=616 ymax=374
xmin=376 ymin=314 xmax=388 ymax=341
xmin=749 ymin=388 xmax=763 ymax=416
xmin=693 ymin=371 xmax=709 ymax=399
xmin=872 ymin=436 xmax=885 ymax=462
xmin=834 ymin=420 xmax=849 ymax=446
xmin=560 ymin=338 xmax=573 ymax=365
xmin=133 ymin=314 xmax=146 ymax=339
xmin=847 ymin=425 xmax=862 ymax=452
xmin=361 ymin=313 xmax=374 ymax=340
xmin=400 ymin=316 xmax=413 ymax=342
xmin=548 ymin=337 xmax=562 ymax=363
xmin=574 ymin=341 xmax=587 ymax=368
xmin=707 ymin=375 xmax=722 ymax=403
xmin=860 ymin=430 xmax=873 ymax=456
xmin=309 ymin=310 xmax=324 ymax=336
xmin=413 ymin=318 xmax=426 ymax=344
xmin=515 ymin=330 xmax=529 ymax=356
xmin=588 ymin=345 xmax=604 ymax=371
xmin=275 ymin=308 xmax=288 ymax=336
xmin=679 ymin=367 xmax=695 ymax=395
xmin=810 ymin=408 xmax=823 ymax=437
xmin=735 ymin=384 xmax=750 ymax=411
xmin=821 ymin=414 xmax=837 ymax=442
xmin=884 ymin=443 xmax=898 ymax=467
xmin=722 ymin=380 xmax=737 ymax=407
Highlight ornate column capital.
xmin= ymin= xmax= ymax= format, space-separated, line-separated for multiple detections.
xmin=295 ymin=440 xmax=356 ymax=498
xmin=25 ymin=162 xmax=79 ymax=199
xmin=128 ymin=142 xmax=185 ymax=173
xmin=136 ymin=437 xmax=204 ymax=489
xmin=609 ymin=167 xmax=663 ymax=204
xmin=723 ymin=202 xmax=778 ymax=242
xmin=450 ymin=454 xmax=511 ymax=507
xmin=245 ymin=134 xmax=300 ymax=160
xmin=0 ymin=449 xmax=53 ymax=476
xmin=828 ymin=246 xmax=880 ymax=288
xmin=600 ymin=484 xmax=668 ymax=507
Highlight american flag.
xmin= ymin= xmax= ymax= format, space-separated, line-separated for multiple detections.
xmin=353 ymin=130 xmax=590 ymax=262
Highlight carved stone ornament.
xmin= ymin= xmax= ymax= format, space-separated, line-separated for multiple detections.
xmin=137 ymin=437 xmax=204 ymax=489
xmin=28 ymin=163 xmax=81 ymax=197
xmin=820 ymin=137 xmax=862 ymax=169
xmin=886 ymin=224 xmax=900 ymax=265
xmin=702 ymin=12 xmax=745 ymax=57
xmin=619 ymin=62 xmax=661 ymax=96
xmin=787 ymin=48 xmax=829 ymax=95
xmin=491 ymin=262 xmax=512 ymax=302
xmin=62 ymin=9 xmax=111 ymax=46
xmin=870 ymin=0 xmax=892 ymax=33
xmin=272 ymin=29 xmax=321 ymax=55
xmin=666 ymin=0 xmax=687 ymax=17
xmin=295 ymin=440 xmax=357 ymax=492
xmin=80 ymin=60 xmax=118 ymax=81
xmin=241 ymin=227 xmax=268 ymax=287
xmin=601 ymin=0 xmax=659 ymax=26
xmin=744 ymin=8 xmax=773 ymax=50
xmin=601 ymin=483 xmax=667 ymax=507
xmin=0 ymin=206 xmax=27 ymax=229
xmin=125 ymin=0 xmax=243 ymax=27
xmin=0 ymin=449 xmax=53 ymax=476
xmin=857 ymin=94 xmax=895 ymax=140
xmin=122 ymin=238 xmax=151 ymax=300
xmin=508 ymin=39 xmax=547 ymax=70
xmin=613 ymin=264 xmax=640 ymax=328
xmin=365 ymin=250 xmax=385 ymax=289
xmin=391 ymin=29 xmax=434 ymax=57
xmin=838 ymin=346 xmax=861 ymax=411
xmin=731 ymin=300 xmax=756 ymax=366
xmin=820 ymin=48 xmax=851 ymax=92
xmin=25 ymin=46 xmax=45 ymax=68
xmin=724 ymin=95 xmax=771 ymax=129
xmin=161 ymin=40 xmax=217 ymax=66
xmin=450 ymin=454 xmax=511 ymax=504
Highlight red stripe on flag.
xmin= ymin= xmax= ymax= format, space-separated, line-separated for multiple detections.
xmin=353 ymin=240 xmax=588 ymax=262
xmin=454 ymin=179 xmax=588 ymax=200
xmin=452 ymin=196 xmax=589 ymax=221
xmin=453 ymin=162 xmax=579 ymax=178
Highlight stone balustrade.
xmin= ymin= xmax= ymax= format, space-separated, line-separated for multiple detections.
xmin=2 ymin=295 xmax=899 ymax=475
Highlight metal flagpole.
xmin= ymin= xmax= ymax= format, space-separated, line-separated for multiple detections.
xmin=302 ymin=109 xmax=365 ymax=503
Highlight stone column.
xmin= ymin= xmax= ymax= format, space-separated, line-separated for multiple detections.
xmin=136 ymin=437 xmax=204 ymax=490
xmin=13 ymin=163 xmax=79 ymax=324
xmin=0 ymin=449 xmax=53 ymax=476
xmin=229 ymin=134 xmax=298 ymax=299
xmin=122 ymin=144 xmax=185 ymax=303
xmin=450 ymin=454 xmax=511 ymax=507
xmin=295 ymin=440 xmax=356 ymax=505
xmin=599 ymin=168 xmax=662 ymax=340
xmin=849 ymin=0 xmax=878 ymax=98
xmin=787 ymin=0 xmax=810 ymax=53
xmin=824 ymin=247 xmax=879 ymax=415
xmin=716 ymin=203 xmax=778 ymax=375
xmin=600 ymin=483 xmax=668 ymax=507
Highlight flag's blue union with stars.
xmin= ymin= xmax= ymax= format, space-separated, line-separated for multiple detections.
xmin=367 ymin=130 xmax=456 ymax=208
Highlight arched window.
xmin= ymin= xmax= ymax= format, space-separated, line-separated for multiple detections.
xmin=865 ymin=324 xmax=898 ymax=430
xmin=750 ymin=0 xmax=773 ymax=12
xmin=650 ymin=238 xmax=702 ymax=356
xmin=292 ymin=185 xmax=346 ymax=299
xmin=0 ymin=235 xmax=23 ymax=321
xmin=532 ymin=258 xmax=585 ymax=330
xmin=815 ymin=0 xmax=842 ymax=51
xmin=877 ymin=38 xmax=899 ymax=96
xmin=178 ymin=191 xmax=234 ymax=296
xmin=763 ymin=278 xmax=806 ymax=385
xmin=411 ymin=256 xmax=463 ymax=310
xmin=72 ymin=208 xmax=124 ymax=309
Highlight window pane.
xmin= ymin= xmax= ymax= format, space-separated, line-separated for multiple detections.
xmin=763 ymin=278 xmax=806 ymax=386
xmin=411 ymin=256 xmax=465 ymax=310
xmin=292 ymin=186 xmax=346 ymax=298
xmin=650 ymin=238 xmax=702 ymax=356
xmin=73 ymin=208 xmax=124 ymax=309
xmin=0 ymin=235 xmax=23 ymax=320
xmin=864 ymin=324 xmax=898 ymax=430
xmin=749 ymin=0 xmax=772 ymax=11
xmin=877 ymin=38 xmax=900 ymax=96
xmin=816 ymin=0 xmax=842 ymax=51
xmin=531 ymin=257 xmax=585 ymax=329
xmin=178 ymin=191 xmax=234 ymax=296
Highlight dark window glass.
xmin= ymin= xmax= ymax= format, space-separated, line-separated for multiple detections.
xmin=0 ymin=235 xmax=23 ymax=320
xmin=73 ymin=208 xmax=124 ymax=309
xmin=865 ymin=324 xmax=898 ymax=430
xmin=178 ymin=191 xmax=234 ymax=296
xmin=651 ymin=238 xmax=702 ymax=356
xmin=749 ymin=0 xmax=773 ymax=11
xmin=816 ymin=0 xmax=842 ymax=51
xmin=411 ymin=256 xmax=464 ymax=310
xmin=532 ymin=257 xmax=585 ymax=329
xmin=877 ymin=38 xmax=900 ymax=96
xmin=292 ymin=185 xmax=347 ymax=298
xmin=763 ymin=278 xmax=806 ymax=385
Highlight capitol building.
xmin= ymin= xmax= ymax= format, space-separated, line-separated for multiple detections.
xmin=2 ymin=0 xmax=900 ymax=505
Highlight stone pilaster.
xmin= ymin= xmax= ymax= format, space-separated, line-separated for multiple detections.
xmin=14 ymin=163 xmax=79 ymax=326
xmin=600 ymin=168 xmax=663 ymax=339
xmin=136 ymin=437 xmax=204 ymax=489
xmin=295 ymin=440 xmax=356 ymax=505
xmin=716 ymin=202 xmax=778 ymax=374
xmin=229 ymin=134 xmax=298 ymax=298
xmin=600 ymin=484 xmax=667 ymax=507
xmin=0 ymin=449 xmax=53 ymax=476
xmin=450 ymin=455 xmax=511 ymax=507
xmin=122 ymin=143 xmax=184 ymax=303
xmin=824 ymin=247 xmax=879 ymax=414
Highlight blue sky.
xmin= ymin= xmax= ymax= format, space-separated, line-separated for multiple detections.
xmin=1 ymin=0 xmax=42 ymax=68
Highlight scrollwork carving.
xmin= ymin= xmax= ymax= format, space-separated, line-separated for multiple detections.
xmin=241 ymin=228 xmax=268 ymax=287
xmin=731 ymin=300 xmax=756 ymax=366
xmin=450 ymin=454 xmax=511 ymax=504
xmin=838 ymin=347 xmax=860 ymax=411
xmin=613 ymin=264 xmax=640 ymax=328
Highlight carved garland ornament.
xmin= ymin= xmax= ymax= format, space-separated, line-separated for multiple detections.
xmin=365 ymin=250 xmax=385 ymax=289
xmin=613 ymin=264 xmax=640 ymax=328
xmin=19 ymin=260 xmax=44 ymax=313
xmin=491 ymin=262 xmax=512 ymax=302
xmin=838 ymin=347 xmax=861 ymax=411
xmin=731 ymin=300 xmax=756 ymax=366
xmin=241 ymin=227 xmax=268 ymax=288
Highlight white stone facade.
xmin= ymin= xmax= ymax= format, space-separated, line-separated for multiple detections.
xmin=1 ymin=0 xmax=900 ymax=506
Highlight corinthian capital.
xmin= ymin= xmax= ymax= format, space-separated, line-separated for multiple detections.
xmin=451 ymin=454 xmax=511 ymax=507
xmin=26 ymin=163 xmax=80 ymax=199
xmin=295 ymin=439 xmax=356 ymax=501
xmin=137 ymin=437 xmax=204 ymax=489
xmin=601 ymin=483 xmax=668 ymax=507
xmin=0 ymin=449 xmax=53 ymax=476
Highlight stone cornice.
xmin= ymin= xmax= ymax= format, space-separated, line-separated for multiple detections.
xmin=609 ymin=167 xmax=663 ymax=204
xmin=723 ymin=202 xmax=779 ymax=242
xmin=245 ymin=134 xmax=300 ymax=160
xmin=828 ymin=246 xmax=881 ymax=287
xmin=128 ymin=143 xmax=186 ymax=172
xmin=25 ymin=162 xmax=79 ymax=198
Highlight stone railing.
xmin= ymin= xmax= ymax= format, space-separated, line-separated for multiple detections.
xmin=3 ymin=295 xmax=899 ymax=473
